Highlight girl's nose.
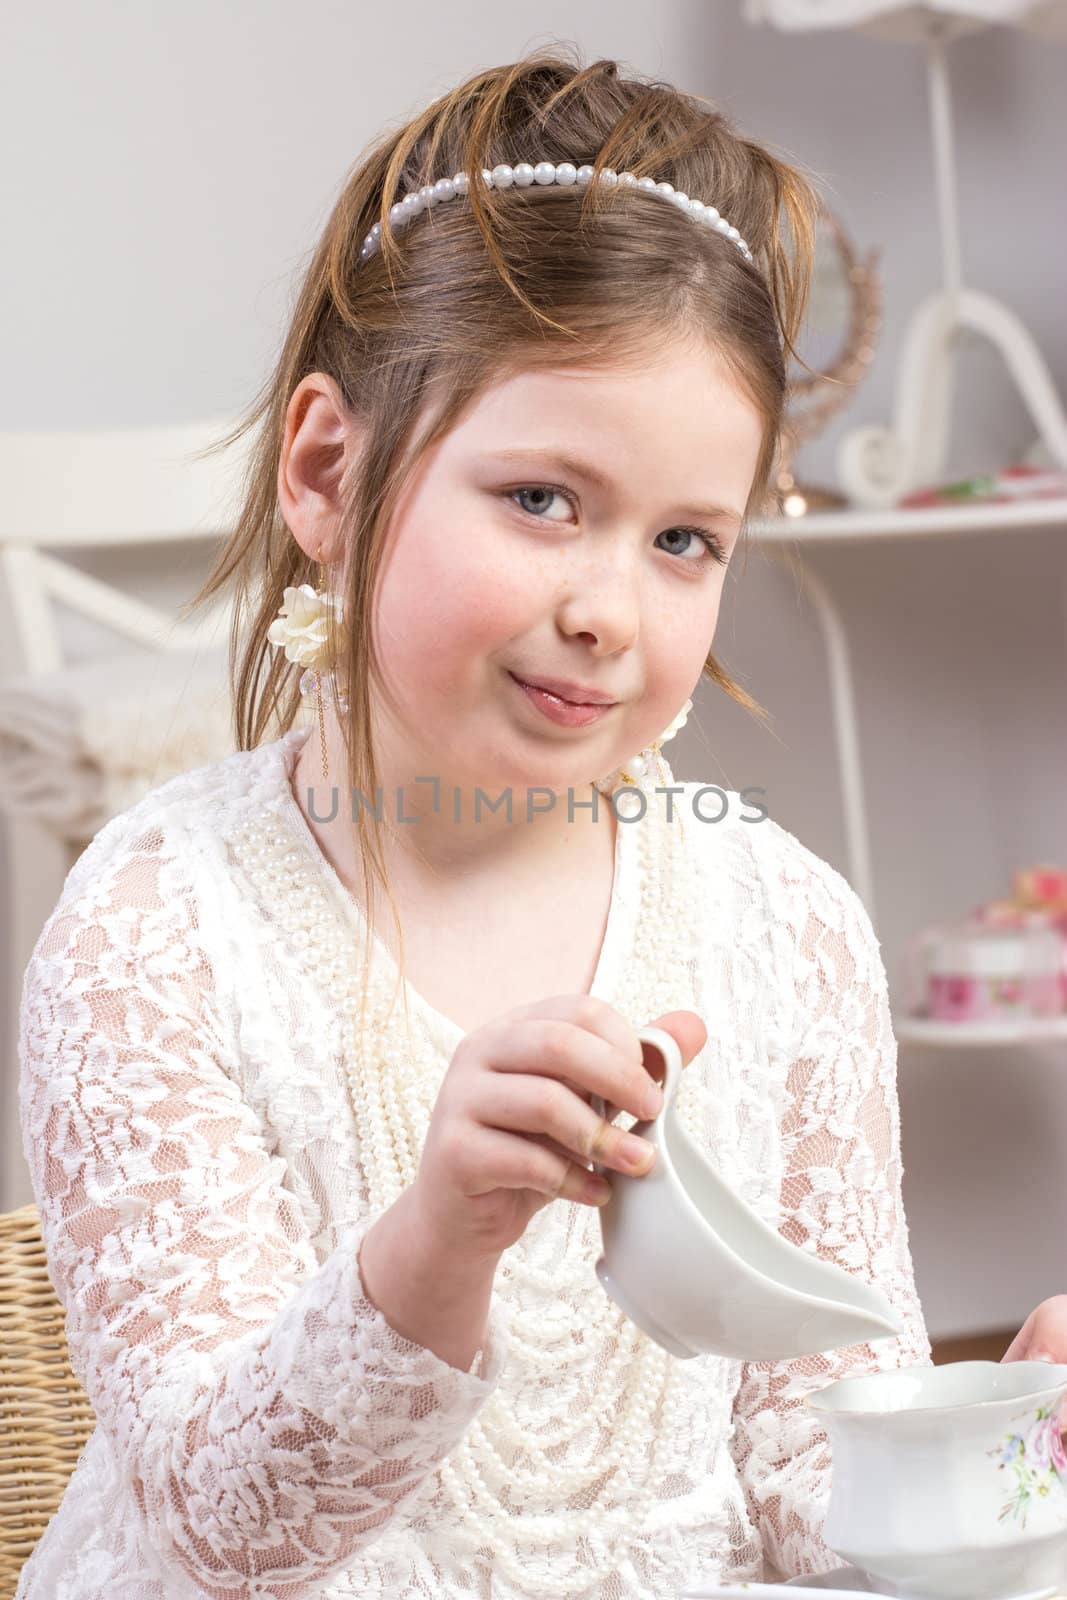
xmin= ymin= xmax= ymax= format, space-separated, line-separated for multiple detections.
xmin=555 ymin=568 xmax=641 ymax=654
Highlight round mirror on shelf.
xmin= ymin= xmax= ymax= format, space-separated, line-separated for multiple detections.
xmin=774 ymin=201 xmax=884 ymax=517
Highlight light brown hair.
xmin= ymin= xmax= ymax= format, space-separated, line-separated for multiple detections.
xmin=182 ymin=46 xmax=822 ymax=1039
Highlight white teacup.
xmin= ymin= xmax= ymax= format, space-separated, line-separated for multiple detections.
xmin=808 ymin=1359 xmax=1067 ymax=1598
xmin=589 ymin=1025 xmax=904 ymax=1362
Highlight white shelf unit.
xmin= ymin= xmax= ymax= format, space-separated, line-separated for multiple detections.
xmin=894 ymin=1014 xmax=1067 ymax=1049
xmin=751 ymin=496 xmax=1067 ymax=545
xmin=749 ymin=495 xmax=1067 ymax=1051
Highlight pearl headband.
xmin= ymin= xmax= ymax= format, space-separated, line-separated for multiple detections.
xmin=358 ymin=161 xmax=755 ymax=267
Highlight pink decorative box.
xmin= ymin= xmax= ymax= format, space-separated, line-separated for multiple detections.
xmin=904 ymin=922 xmax=1065 ymax=1025
xmin=971 ymin=899 xmax=1067 ymax=1012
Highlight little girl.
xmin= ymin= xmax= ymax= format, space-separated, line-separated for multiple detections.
xmin=18 ymin=47 xmax=934 ymax=1600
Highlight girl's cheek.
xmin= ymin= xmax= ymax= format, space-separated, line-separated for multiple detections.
xmin=457 ymin=557 xmax=539 ymax=630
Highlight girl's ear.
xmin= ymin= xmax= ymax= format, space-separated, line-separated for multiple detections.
xmin=278 ymin=372 xmax=366 ymax=564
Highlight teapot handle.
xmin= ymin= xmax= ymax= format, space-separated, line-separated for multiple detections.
xmin=589 ymin=1023 xmax=685 ymax=1135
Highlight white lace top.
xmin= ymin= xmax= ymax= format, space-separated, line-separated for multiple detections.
xmin=17 ymin=725 xmax=931 ymax=1600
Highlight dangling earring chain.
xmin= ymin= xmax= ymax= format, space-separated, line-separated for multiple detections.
xmin=266 ymin=545 xmax=349 ymax=785
xmin=314 ymin=546 xmax=330 ymax=783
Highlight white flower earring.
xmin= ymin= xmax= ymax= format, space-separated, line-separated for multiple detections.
xmin=266 ymin=543 xmax=349 ymax=781
xmin=594 ymin=698 xmax=693 ymax=797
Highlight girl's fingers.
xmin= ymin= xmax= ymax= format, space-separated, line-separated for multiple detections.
xmin=484 ymin=1010 xmax=655 ymax=1122
xmin=1006 ymin=1296 xmax=1067 ymax=1363
xmin=1002 ymin=1315 xmax=1036 ymax=1362
xmin=472 ymin=1073 xmax=655 ymax=1177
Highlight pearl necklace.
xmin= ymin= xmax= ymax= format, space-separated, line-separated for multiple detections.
xmin=229 ymin=745 xmax=702 ymax=1595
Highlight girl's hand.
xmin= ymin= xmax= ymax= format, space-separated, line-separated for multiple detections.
xmin=1002 ymin=1297 xmax=1067 ymax=1364
xmin=408 ymin=998 xmax=708 ymax=1266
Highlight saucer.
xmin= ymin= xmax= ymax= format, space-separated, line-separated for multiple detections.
xmin=782 ymin=1569 xmax=1066 ymax=1598
xmin=678 ymin=1575 xmax=874 ymax=1598
xmin=678 ymin=1570 xmax=1065 ymax=1599
xmin=677 ymin=1573 xmax=874 ymax=1598
xmin=678 ymin=1578 xmax=872 ymax=1598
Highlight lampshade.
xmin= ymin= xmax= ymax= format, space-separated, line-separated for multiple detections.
xmin=742 ymin=0 xmax=1067 ymax=41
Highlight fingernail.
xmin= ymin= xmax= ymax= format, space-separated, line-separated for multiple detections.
xmin=1030 ymin=1349 xmax=1056 ymax=1363
xmin=619 ymin=1133 xmax=655 ymax=1173
xmin=642 ymin=1083 xmax=664 ymax=1119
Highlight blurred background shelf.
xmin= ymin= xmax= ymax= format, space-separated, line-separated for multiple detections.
xmin=893 ymin=1012 xmax=1067 ymax=1049
xmin=751 ymin=494 xmax=1067 ymax=543
xmin=755 ymin=491 xmax=1067 ymax=1349
xmin=742 ymin=496 xmax=1067 ymax=929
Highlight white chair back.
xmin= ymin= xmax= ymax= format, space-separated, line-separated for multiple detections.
xmin=0 ymin=417 xmax=253 ymax=1209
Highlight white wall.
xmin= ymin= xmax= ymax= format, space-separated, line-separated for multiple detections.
xmin=2 ymin=0 xmax=1065 ymax=1339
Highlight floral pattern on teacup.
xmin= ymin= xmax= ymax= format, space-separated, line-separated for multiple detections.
xmin=987 ymin=1398 xmax=1067 ymax=1527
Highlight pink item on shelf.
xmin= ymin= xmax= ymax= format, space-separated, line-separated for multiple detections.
xmin=969 ymin=898 xmax=1028 ymax=929
xmin=968 ymin=899 xmax=1067 ymax=1014
xmin=899 ymin=464 xmax=1067 ymax=510
xmin=923 ymin=924 xmax=1064 ymax=1024
xmin=1014 ymin=864 xmax=1067 ymax=911
xmin=1051 ymin=910 xmax=1067 ymax=1011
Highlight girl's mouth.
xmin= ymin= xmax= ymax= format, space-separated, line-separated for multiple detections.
xmin=508 ymin=672 xmax=617 ymax=728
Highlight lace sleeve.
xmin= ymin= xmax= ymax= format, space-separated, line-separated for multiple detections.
xmin=18 ymin=819 xmax=508 ymax=1598
xmin=728 ymin=848 xmax=932 ymax=1583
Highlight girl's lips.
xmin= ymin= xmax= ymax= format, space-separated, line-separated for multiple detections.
xmin=508 ymin=673 xmax=616 ymax=728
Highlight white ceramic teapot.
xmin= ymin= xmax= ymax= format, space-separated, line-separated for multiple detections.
xmin=589 ymin=1026 xmax=905 ymax=1362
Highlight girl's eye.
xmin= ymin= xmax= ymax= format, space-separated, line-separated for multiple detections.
xmin=507 ymin=484 xmax=729 ymax=568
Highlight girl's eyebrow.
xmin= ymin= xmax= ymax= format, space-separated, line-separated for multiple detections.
xmin=486 ymin=446 xmax=744 ymax=524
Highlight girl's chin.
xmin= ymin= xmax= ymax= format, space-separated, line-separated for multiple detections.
xmin=452 ymin=749 xmax=611 ymax=794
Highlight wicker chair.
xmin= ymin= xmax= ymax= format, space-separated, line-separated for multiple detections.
xmin=0 ymin=1204 xmax=95 ymax=1600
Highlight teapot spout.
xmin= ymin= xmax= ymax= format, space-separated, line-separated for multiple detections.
xmin=664 ymin=1112 xmax=905 ymax=1349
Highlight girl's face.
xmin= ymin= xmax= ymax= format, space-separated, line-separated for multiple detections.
xmin=368 ymin=335 xmax=764 ymax=796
